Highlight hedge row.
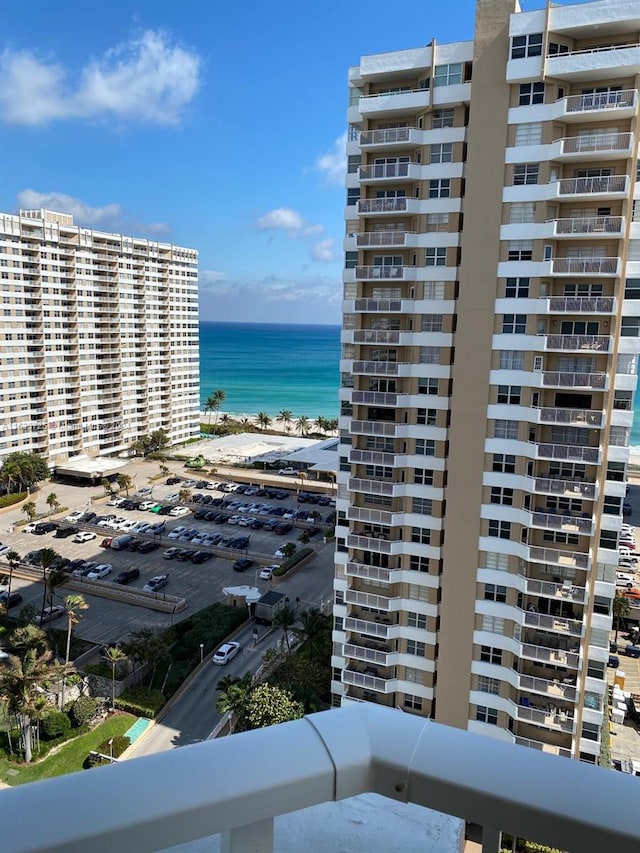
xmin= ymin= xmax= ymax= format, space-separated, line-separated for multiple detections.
xmin=115 ymin=687 xmax=166 ymax=719
xmin=274 ymin=547 xmax=314 ymax=577
xmin=0 ymin=492 xmax=27 ymax=508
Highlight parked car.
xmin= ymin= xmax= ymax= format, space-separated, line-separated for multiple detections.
xmin=259 ymin=565 xmax=277 ymax=580
xmin=107 ymin=496 xmax=126 ymax=507
xmin=134 ymin=487 xmax=153 ymax=498
xmin=33 ymin=521 xmax=59 ymax=535
xmin=233 ymin=558 xmax=254 ymax=572
xmin=138 ymin=540 xmax=161 ymax=554
xmin=169 ymin=506 xmax=190 ymax=518
xmin=100 ymin=537 xmax=113 ymax=548
xmin=212 ymin=642 xmax=240 ymax=665
xmin=166 ymin=477 xmax=182 ymax=485
xmin=609 ymin=654 xmax=620 ymax=668
xmin=87 ymin=564 xmax=112 ymax=580
xmin=163 ymin=547 xmax=180 ymax=560
xmin=73 ymin=531 xmax=96 ymax=544
xmin=55 ymin=526 xmax=78 ymax=539
xmin=176 ymin=549 xmax=196 ymax=562
xmin=191 ymin=550 xmax=213 ymax=564
xmin=33 ymin=605 xmax=65 ymax=625
xmin=114 ymin=568 xmax=141 ymax=585
xmin=0 ymin=592 xmax=23 ymax=609
xmin=624 ymin=645 xmax=640 ymax=658
xmin=144 ymin=575 xmax=169 ymax=592
xmin=65 ymin=510 xmax=85 ymax=523
xmin=278 ymin=468 xmax=296 ymax=476
xmin=167 ymin=526 xmax=187 ymax=540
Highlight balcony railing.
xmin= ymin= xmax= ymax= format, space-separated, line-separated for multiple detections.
xmin=356 ymin=265 xmax=405 ymax=280
xmin=528 ymin=546 xmax=590 ymax=570
xmin=353 ymin=330 xmax=401 ymax=344
xmin=356 ymin=231 xmax=413 ymax=247
xmin=514 ymin=735 xmax=572 ymax=759
xmin=9 ymin=705 xmax=637 ymax=853
xmin=345 ymin=588 xmax=398 ymax=611
xmin=347 ymin=533 xmax=393 ymax=553
xmin=542 ymin=371 xmax=606 ymax=389
xmin=342 ymin=668 xmax=392 ymax=693
xmin=525 ymin=578 xmax=587 ymax=604
xmin=353 ymin=361 xmax=399 ymax=375
xmin=351 ymin=390 xmax=399 ymax=406
xmin=515 ymin=703 xmax=575 ymax=733
xmin=523 ymin=610 xmax=584 ymax=637
xmin=349 ymin=449 xmax=397 ymax=466
xmin=534 ymin=442 xmax=600 ymax=463
xmin=357 ymin=197 xmax=408 ymax=214
xmin=353 ymin=298 xmax=403 ymax=312
xmin=519 ymin=673 xmax=578 ymax=703
xmin=550 ymin=258 xmax=619 ymax=276
xmin=552 ymin=216 xmax=624 ymax=236
xmin=349 ymin=477 xmax=395 ymax=497
xmin=536 ymin=407 xmax=603 ymax=427
xmin=531 ymin=511 xmax=592 ymax=534
xmin=360 ymin=127 xmax=414 ymax=145
xmin=520 ymin=642 xmax=580 ymax=670
xmin=343 ymin=641 xmax=392 ymax=666
xmin=544 ymin=296 xmax=615 ymax=313
xmin=345 ymin=561 xmax=393 ymax=582
xmin=564 ymin=88 xmax=636 ymax=114
xmin=559 ymin=132 xmax=632 ymax=156
xmin=359 ymin=162 xmax=413 ymax=180
xmin=351 ymin=419 xmax=397 ymax=437
xmin=544 ymin=333 xmax=611 ymax=352
xmin=555 ymin=175 xmax=628 ymax=196
xmin=345 ymin=615 xmax=394 ymax=638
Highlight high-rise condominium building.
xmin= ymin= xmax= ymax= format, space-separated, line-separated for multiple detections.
xmin=333 ymin=0 xmax=640 ymax=763
xmin=0 ymin=208 xmax=200 ymax=466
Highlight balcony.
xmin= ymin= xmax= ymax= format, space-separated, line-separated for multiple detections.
xmin=530 ymin=511 xmax=592 ymax=535
xmin=532 ymin=442 xmax=600 ymax=464
xmin=523 ymin=610 xmax=584 ymax=637
xmin=520 ymin=641 xmax=580 ymax=670
xmin=513 ymin=735 xmax=572 ymax=759
xmin=515 ymin=702 xmax=575 ymax=733
xmin=343 ymin=641 xmax=395 ymax=667
xmin=552 ymin=216 xmax=624 ymax=238
xmin=547 ymin=44 xmax=640 ymax=82
xmin=533 ymin=476 xmax=596 ymax=500
xmin=358 ymin=162 xmax=421 ymax=183
xmin=342 ymin=667 xmax=393 ymax=693
xmin=345 ymin=561 xmax=393 ymax=583
xmin=351 ymin=390 xmax=399 ymax=406
xmin=528 ymin=546 xmax=589 ymax=570
xmin=554 ymin=175 xmax=628 ymax=200
xmin=348 ymin=449 xmax=397 ymax=466
xmin=535 ymin=407 xmax=603 ymax=428
xmin=355 ymin=265 xmax=406 ymax=280
xmin=348 ymin=478 xmax=395 ymax=497
xmin=525 ymin=578 xmax=587 ymax=605
xmin=519 ymin=672 xmax=578 ymax=704
xmin=344 ymin=614 xmax=396 ymax=639
xmin=543 ymin=333 xmax=611 ymax=352
xmin=353 ymin=330 xmax=401 ymax=344
xmin=556 ymin=132 xmax=633 ymax=161
xmin=351 ymin=419 xmax=398 ymax=437
xmin=352 ymin=361 xmax=399 ymax=376
xmin=353 ymin=298 xmax=403 ymax=313
xmin=359 ymin=126 xmax=424 ymax=147
xmin=358 ymin=88 xmax=430 ymax=117
xmin=542 ymin=295 xmax=615 ymax=313
xmin=541 ymin=371 xmax=607 ymax=390
xmin=559 ymin=88 xmax=637 ymax=120
xmin=346 ymin=533 xmax=394 ymax=554
xmin=357 ymin=197 xmax=418 ymax=215
xmin=549 ymin=257 xmax=620 ymax=276
xmin=356 ymin=231 xmax=416 ymax=248
xmin=345 ymin=588 xmax=400 ymax=612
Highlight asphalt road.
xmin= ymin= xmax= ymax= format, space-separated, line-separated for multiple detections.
xmin=127 ymin=541 xmax=335 ymax=757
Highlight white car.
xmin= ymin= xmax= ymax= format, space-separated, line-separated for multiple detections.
xmin=190 ymin=533 xmax=208 ymax=545
xmin=227 ymin=515 xmax=241 ymax=525
xmin=132 ymin=521 xmax=152 ymax=534
xmin=0 ymin=544 xmax=9 ymax=557
xmin=118 ymin=520 xmax=138 ymax=532
xmin=107 ymin=517 xmax=128 ymax=530
xmin=168 ymin=526 xmax=187 ymax=540
xmin=107 ymin=496 xmax=126 ymax=507
xmin=33 ymin=605 xmax=65 ymax=626
xmin=259 ymin=565 xmax=278 ymax=580
xmin=617 ymin=572 xmax=636 ymax=588
xmin=134 ymin=487 xmax=153 ymax=498
xmin=274 ymin=544 xmax=295 ymax=559
xmin=73 ymin=531 xmax=96 ymax=544
xmin=65 ymin=510 xmax=85 ymax=523
xmin=87 ymin=564 xmax=112 ymax=580
xmin=212 ymin=642 xmax=240 ymax=665
xmin=169 ymin=506 xmax=190 ymax=518
xmin=144 ymin=574 xmax=169 ymax=592
xmin=139 ymin=501 xmax=157 ymax=511
xmin=278 ymin=468 xmax=296 ymax=476
xmin=23 ymin=523 xmax=39 ymax=533
xmin=165 ymin=493 xmax=180 ymax=503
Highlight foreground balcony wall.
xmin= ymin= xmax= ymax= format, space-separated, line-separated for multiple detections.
xmin=3 ymin=705 xmax=639 ymax=853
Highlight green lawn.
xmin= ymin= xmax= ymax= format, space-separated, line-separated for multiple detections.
xmin=0 ymin=713 xmax=136 ymax=787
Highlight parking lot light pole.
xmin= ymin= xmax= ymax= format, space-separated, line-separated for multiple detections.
xmin=200 ymin=643 xmax=204 ymax=663
xmin=108 ymin=738 xmax=114 ymax=763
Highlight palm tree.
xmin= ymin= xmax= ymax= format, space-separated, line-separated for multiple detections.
xmin=273 ymin=605 xmax=297 ymax=653
xmin=313 ymin=416 xmax=327 ymax=434
xmin=45 ymin=492 xmax=59 ymax=515
xmin=216 ymin=677 xmax=252 ymax=734
xmin=103 ymin=646 xmax=127 ymax=710
xmin=116 ymin=474 xmax=133 ymax=495
xmin=277 ymin=410 xmax=293 ymax=433
xmin=32 ymin=548 xmax=60 ymax=622
xmin=205 ymin=390 xmax=226 ymax=428
xmin=101 ymin=478 xmax=114 ymax=496
xmin=256 ymin=412 xmax=272 ymax=431
xmin=220 ymin=413 xmax=231 ymax=430
xmin=0 ymin=625 xmax=57 ymax=762
xmin=293 ymin=608 xmax=331 ymax=659
xmin=204 ymin=392 xmax=217 ymax=428
xmin=21 ymin=501 xmax=37 ymax=522
xmin=159 ymin=460 xmax=169 ymax=478
xmin=296 ymin=415 xmax=310 ymax=436
xmin=2 ymin=550 xmax=20 ymax=617
xmin=60 ymin=594 xmax=88 ymax=708
xmin=613 ymin=592 xmax=631 ymax=642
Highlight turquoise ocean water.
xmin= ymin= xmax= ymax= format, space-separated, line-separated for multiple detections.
xmin=199 ymin=322 xmax=341 ymax=419
xmin=200 ymin=321 xmax=640 ymax=441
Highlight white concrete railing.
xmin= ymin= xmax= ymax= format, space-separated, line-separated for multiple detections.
xmin=4 ymin=705 xmax=640 ymax=853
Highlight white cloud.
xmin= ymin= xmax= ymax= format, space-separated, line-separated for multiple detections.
xmin=257 ymin=208 xmax=304 ymax=232
xmin=314 ymin=132 xmax=347 ymax=186
xmin=200 ymin=273 xmax=341 ymax=307
xmin=0 ymin=30 xmax=200 ymax=126
xmin=311 ymin=238 xmax=337 ymax=262
xmin=16 ymin=189 xmax=170 ymax=236
xmin=200 ymin=269 xmax=227 ymax=287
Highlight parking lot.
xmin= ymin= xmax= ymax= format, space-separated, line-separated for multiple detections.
xmin=0 ymin=473 xmax=335 ymax=646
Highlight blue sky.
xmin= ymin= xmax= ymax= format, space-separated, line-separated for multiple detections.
xmin=1 ymin=0 xmax=588 ymax=324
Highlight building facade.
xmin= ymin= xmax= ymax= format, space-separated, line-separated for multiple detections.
xmin=333 ymin=0 xmax=640 ymax=763
xmin=0 ymin=208 xmax=200 ymax=466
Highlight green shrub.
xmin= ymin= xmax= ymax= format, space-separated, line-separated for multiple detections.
xmin=84 ymin=662 xmax=124 ymax=680
xmin=69 ymin=696 xmax=98 ymax=728
xmin=115 ymin=687 xmax=166 ymax=718
xmin=87 ymin=734 xmax=131 ymax=767
xmin=41 ymin=710 xmax=71 ymax=740
xmin=0 ymin=492 xmax=27 ymax=508
xmin=275 ymin=547 xmax=314 ymax=576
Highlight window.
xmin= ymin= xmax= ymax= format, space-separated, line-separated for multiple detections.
xmin=481 ymin=615 xmax=505 ymax=634
xmin=434 ymin=63 xmax=463 ymax=87
xmin=404 ymin=667 xmax=424 ymax=684
xmin=490 ymin=487 xmax=514 ymax=506
xmin=426 ymin=247 xmax=447 ymax=266
xmin=419 ymin=347 xmax=441 ymax=364
xmin=411 ymin=527 xmax=431 ymax=544
xmin=345 ymin=251 xmax=358 ymax=269
xmin=404 ymin=694 xmax=423 ymax=711
xmin=509 ymin=202 xmax=535 ymax=223
xmin=497 ymin=385 xmax=521 ymax=404
xmin=507 ymin=241 xmax=533 ymax=261
xmin=406 ymin=639 xmax=426 ymax=656
xmin=513 ymin=163 xmax=539 ymax=185
xmin=600 ymin=530 xmax=617 ymax=550
xmin=484 ymin=584 xmax=507 ymax=603
xmin=603 ymin=495 xmax=621 ymax=516
xmin=494 ymin=420 xmax=519 ymax=439
xmin=548 ymin=42 xmax=569 ymax=56
xmin=418 ymin=378 xmax=439 ymax=395
xmin=488 ymin=519 xmax=511 ymax=539
xmin=505 ymin=278 xmax=529 ymax=298
xmin=514 ymin=122 xmax=543 ymax=146
xmin=478 ymin=675 xmax=501 ymax=695
xmin=429 ymin=179 xmax=450 ymax=198
xmin=518 ymin=82 xmax=545 ymax=106
xmin=415 ymin=439 xmax=435 ymax=456
xmin=431 ymin=109 xmax=454 ymax=129
xmin=347 ymin=188 xmax=360 ymax=205
xmin=421 ymin=315 xmax=443 ymax=332
xmin=498 ymin=351 xmax=525 ymax=370
xmin=365 ymin=465 xmax=393 ymax=479
xmin=480 ymin=645 xmax=503 ymax=665
xmin=502 ymin=314 xmax=527 ymax=333
xmin=424 ymin=281 xmax=446 ymax=299
xmin=511 ymin=33 xmax=543 ymax=59
xmin=624 ymin=279 xmax=640 ymax=299
xmin=492 ymin=453 xmax=516 ymax=473
xmin=543 ymin=530 xmax=579 ymax=545
xmin=414 ymin=468 xmax=434 ymax=486
xmin=416 ymin=408 xmax=437 ymax=426
xmin=412 ymin=497 xmax=433 ymax=515
xmin=409 ymin=555 xmax=431 ymax=573
xmin=621 ymin=317 xmax=640 ymax=337
xmin=408 ymin=612 xmax=427 ymax=629
xmin=430 ymin=143 xmax=453 ymax=164
xmin=427 ymin=213 xmax=449 ymax=231
xmin=476 ymin=705 xmax=498 ymax=725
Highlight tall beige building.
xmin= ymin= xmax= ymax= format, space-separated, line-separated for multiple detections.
xmin=0 ymin=208 xmax=199 ymax=466
xmin=333 ymin=0 xmax=640 ymax=763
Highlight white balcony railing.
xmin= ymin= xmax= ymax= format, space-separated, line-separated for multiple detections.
xmin=353 ymin=298 xmax=403 ymax=313
xmin=550 ymin=258 xmax=619 ymax=276
xmin=542 ymin=372 xmax=606 ymax=390
xmin=4 ymin=705 xmax=639 ymax=853
xmin=544 ymin=296 xmax=615 ymax=313
xmin=555 ymin=175 xmax=628 ymax=196
xmin=360 ymin=127 xmax=414 ymax=145
xmin=356 ymin=231 xmax=413 ymax=247
xmin=355 ymin=265 xmax=405 ymax=280
xmin=544 ymin=333 xmax=611 ymax=352
xmin=559 ymin=132 xmax=632 ymax=156
xmin=357 ymin=197 xmax=408 ymax=214
xmin=536 ymin=407 xmax=603 ymax=427
xmin=552 ymin=216 xmax=624 ymax=236
xmin=563 ymin=88 xmax=636 ymax=114
xmin=528 ymin=546 xmax=590 ymax=570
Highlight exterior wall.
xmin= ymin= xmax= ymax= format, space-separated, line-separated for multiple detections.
xmin=0 ymin=208 xmax=199 ymax=465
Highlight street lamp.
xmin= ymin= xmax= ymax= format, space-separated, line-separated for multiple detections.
xmin=108 ymin=738 xmax=114 ymax=763
xmin=200 ymin=643 xmax=204 ymax=663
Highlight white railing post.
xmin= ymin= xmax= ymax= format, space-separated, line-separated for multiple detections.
xmin=221 ymin=818 xmax=275 ymax=853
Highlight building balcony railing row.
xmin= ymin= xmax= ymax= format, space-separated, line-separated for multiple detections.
xmin=541 ymin=296 xmax=615 ymax=313
xmin=520 ymin=641 xmax=580 ymax=671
